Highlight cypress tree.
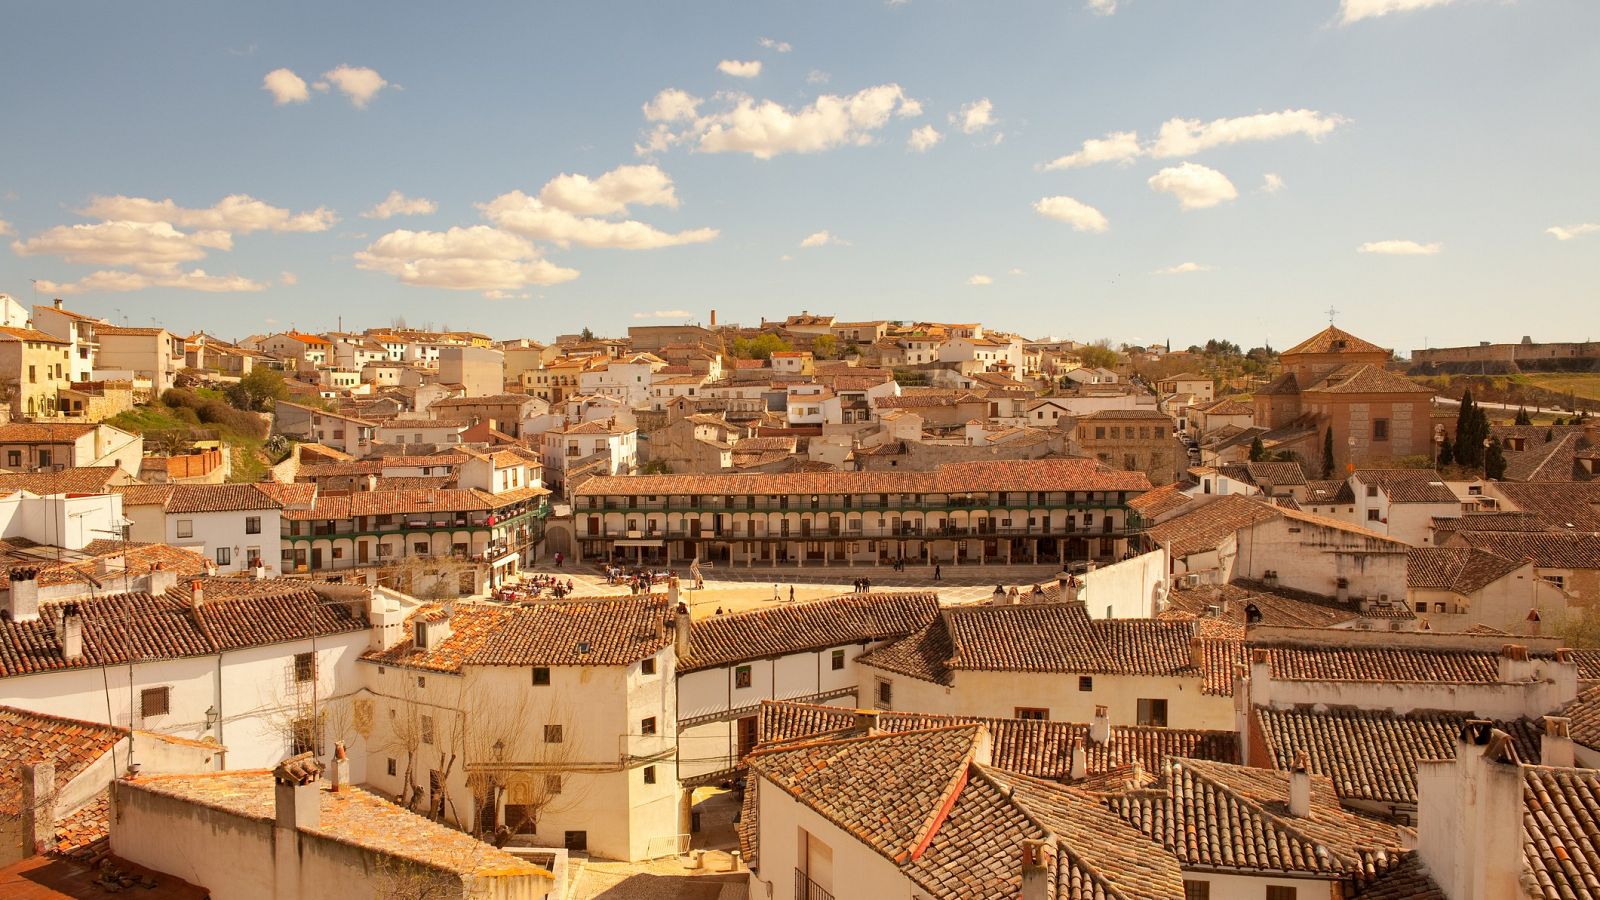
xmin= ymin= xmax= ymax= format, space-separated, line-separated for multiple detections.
xmin=1547 ymin=428 xmax=1556 ymax=442
xmin=1321 ymin=428 xmax=1335 ymax=478
xmin=1515 ymin=406 xmax=1532 ymax=426
xmin=1437 ymin=436 xmax=1454 ymax=467
xmin=1249 ymin=436 xmax=1265 ymax=462
xmin=1484 ymin=437 xmax=1507 ymax=480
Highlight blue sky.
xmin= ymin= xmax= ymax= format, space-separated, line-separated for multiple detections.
xmin=2 ymin=0 xmax=1596 ymax=353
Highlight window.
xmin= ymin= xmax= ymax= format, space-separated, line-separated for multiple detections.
xmin=413 ymin=541 xmax=428 ymax=555
xmin=644 ymin=765 xmax=657 ymax=784
xmin=1373 ymin=419 xmax=1389 ymax=441
xmin=641 ymin=657 xmax=656 ymax=676
xmin=1265 ymin=888 xmax=1297 ymax=900
xmin=831 ymin=649 xmax=846 ymax=671
xmin=1367 ymin=509 xmax=1381 ymax=521
xmin=1015 ymin=707 xmax=1048 ymax=721
xmin=734 ymin=665 xmax=752 ymax=689
xmin=387 ymin=758 xmax=397 ymax=777
xmin=4 ymin=451 xmax=17 ymax=468
xmin=1415 ymin=602 xmax=1428 ymax=613
xmin=1548 ymin=575 xmax=1566 ymax=590
xmin=545 ymin=775 xmax=564 ymax=795
xmin=216 ymin=547 xmax=231 ymax=566
xmin=421 ymin=715 xmax=435 ymax=745
xmin=176 ymin=520 xmax=193 ymax=539
xmin=640 ymin=716 xmax=657 ymax=735
xmin=1182 ymin=881 xmax=1210 ymax=900
xmin=417 ymin=676 xmax=426 ymax=688
xmin=140 ymin=686 xmax=170 ymax=718
xmin=1365 ymin=485 xmax=1378 ymax=498
xmin=1136 ymin=698 xmax=1169 ymax=727
xmin=532 ymin=666 xmax=551 ymax=685
xmin=245 ymin=516 xmax=261 ymax=534
xmin=544 ymin=724 xmax=564 ymax=744
xmin=875 ymin=678 xmax=893 ymax=709
xmin=294 ymin=652 xmax=315 ymax=683
xmin=1434 ymin=602 xmax=1447 ymax=613
xmin=1078 ymin=676 xmax=1094 ymax=692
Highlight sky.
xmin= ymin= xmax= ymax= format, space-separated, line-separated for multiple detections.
xmin=1 ymin=0 xmax=1596 ymax=354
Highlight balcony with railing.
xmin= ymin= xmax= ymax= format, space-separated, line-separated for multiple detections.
xmin=587 ymin=515 xmax=1145 ymax=542
xmin=794 ymin=870 xmax=834 ymax=900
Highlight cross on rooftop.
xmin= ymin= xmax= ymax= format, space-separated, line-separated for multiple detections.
xmin=1326 ymin=305 xmax=1339 ymax=325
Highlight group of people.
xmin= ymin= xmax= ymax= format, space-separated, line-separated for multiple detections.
xmin=493 ymin=572 xmax=576 ymax=603
xmin=851 ymin=577 xmax=875 ymax=593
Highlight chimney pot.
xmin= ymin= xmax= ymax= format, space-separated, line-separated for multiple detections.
xmin=1543 ymin=716 xmax=1576 ymax=768
xmin=1089 ymin=705 xmax=1110 ymax=746
xmin=1019 ymin=839 xmax=1053 ymax=900
xmin=190 ymin=580 xmax=205 ymax=609
xmin=1189 ymin=636 xmax=1205 ymax=671
xmin=674 ymin=601 xmax=691 ymax=661
xmin=6 ymin=567 xmax=41 ymax=623
xmin=273 ymin=752 xmax=323 ymax=831
xmin=20 ymin=761 xmax=57 ymax=857
xmin=59 ymin=605 xmax=83 ymax=662
xmin=854 ymin=709 xmax=880 ymax=733
xmin=1069 ymin=738 xmax=1086 ymax=781
xmin=1288 ymin=750 xmax=1312 ymax=818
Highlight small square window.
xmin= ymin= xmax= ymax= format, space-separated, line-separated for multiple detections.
xmin=1434 ymin=602 xmax=1447 ymax=613
xmin=216 ymin=547 xmax=231 ymax=566
xmin=1183 ymin=881 xmax=1211 ymax=900
xmin=1078 ymin=676 xmax=1094 ymax=692
xmin=387 ymin=758 xmax=397 ymax=777
xmin=545 ymin=775 xmax=563 ymax=795
xmin=1015 ymin=707 xmax=1048 ymax=721
xmin=641 ymin=658 xmax=656 ymax=676
xmin=1367 ymin=509 xmax=1381 ymax=521
xmin=140 ymin=686 xmax=170 ymax=718
xmin=545 ymin=724 xmax=564 ymax=744
xmin=644 ymin=765 xmax=657 ymax=784
xmin=831 ymin=649 xmax=846 ymax=671
xmin=176 ymin=520 xmax=193 ymax=539
xmin=734 ymin=665 xmax=752 ymax=689
xmin=245 ymin=516 xmax=261 ymax=535
xmin=876 ymin=678 xmax=893 ymax=709
xmin=1265 ymin=887 xmax=1297 ymax=900
xmin=417 ymin=676 xmax=426 ymax=688
xmin=533 ymin=667 xmax=551 ymax=685
xmin=1415 ymin=602 xmax=1428 ymax=613
xmin=294 ymin=652 xmax=315 ymax=683
xmin=1137 ymin=698 xmax=1169 ymax=727
xmin=640 ymin=716 xmax=657 ymax=735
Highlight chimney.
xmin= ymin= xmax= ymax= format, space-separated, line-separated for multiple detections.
xmin=6 ymin=567 xmax=41 ymax=622
xmin=146 ymin=564 xmax=178 ymax=597
xmin=272 ymin=752 xmax=323 ymax=831
xmin=854 ymin=709 xmax=880 ymax=733
xmin=59 ymin=604 xmax=83 ymax=662
xmin=710 ymin=309 xmax=717 ymax=327
xmin=1089 ymin=705 xmax=1110 ymax=746
xmin=1542 ymin=716 xmax=1576 ymax=768
xmin=1288 ymin=750 xmax=1312 ymax=818
xmin=667 ymin=575 xmax=680 ymax=607
xmin=1189 ymin=636 xmax=1205 ymax=671
xmin=674 ymin=601 xmax=692 ymax=662
xmin=53 ymin=298 xmax=63 ymax=310
xmin=190 ymin=579 xmax=205 ymax=610
xmin=1069 ymin=738 xmax=1086 ymax=781
xmin=20 ymin=761 xmax=56 ymax=857
xmin=1019 ymin=839 xmax=1054 ymax=900
xmin=330 ymin=742 xmax=351 ymax=792
xmin=253 ymin=564 xmax=268 ymax=581
xmin=1526 ymin=608 xmax=1543 ymax=637
xmin=1498 ymin=644 xmax=1534 ymax=683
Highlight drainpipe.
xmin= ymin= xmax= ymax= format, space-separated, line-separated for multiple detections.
xmin=215 ymin=652 xmax=225 ymax=766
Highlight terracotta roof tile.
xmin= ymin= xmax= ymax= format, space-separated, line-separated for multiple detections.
xmin=577 ymin=457 xmax=1152 ymax=498
xmin=0 ymin=706 xmax=125 ymax=816
xmin=1522 ymin=764 xmax=1600 ymax=899
xmin=682 ymin=591 xmax=939 ymax=672
xmin=1408 ymin=546 xmax=1524 ymax=593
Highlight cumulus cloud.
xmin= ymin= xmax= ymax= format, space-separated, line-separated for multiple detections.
xmin=632 ymin=310 xmax=693 ymax=319
xmin=1357 ymin=239 xmax=1442 ymax=255
xmin=642 ymin=84 xmax=923 ymax=159
xmin=952 ymin=98 xmax=996 ymax=134
xmin=13 ymin=220 xmax=232 ymax=267
xmin=280 ymin=271 xmax=299 ymax=285
xmin=1153 ymin=262 xmax=1216 ymax=275
xmin=263 ymin=68 xmax=309 ymax=105
xmin=354 ymin=226 xmax=578 ymax=294
xmin=806 ymin=70 xmax=830 ymax=85
xmin=1042 ymin=131 xmax=1140 ymax=170
xmin=799 ymin=230 xmax=846 ymax=248
xmin=1033 ymin=196 xmax=1109 ymax=233
xmin=718 ymin=59 xmax=763 ymax=78
xmin=967 ymin=274 xmax=993 ymax=286
xmin=1045 ymin=110 xmax=1344 ymax=169
xmin=479 ymin=192 xmax=717 ymax=250
xmin=1148 ymin=162 xmax=1238 ymax=210
xmin=538 ymin=164 xmax=679 ymax=216
xmin=34 ymin=267 xmax=267 ymax=296
xmin=321 ymin=65 xmax=388 ymax=108
xmin=363 ymin=191 xmax=437 ymax=220
xmin=1261 ymin=173 xmax=1286 ymax=193
xmin=80 ymin=194 xmax=336 ymax=234
xmin=0 ymin=217 xmax=12 ymax=236
xmin=1340 ymin=0 xmax=1459 ymax=25
xmin=758 ymin=37 xmax=792 ymax=52
xmin=1086 ymin=0 xmax=1119 ymax=14
xmin=907 ymin=125 xmax=943 ymax=152
xmin=1547 ymin=223 xmax=1600 ymax=241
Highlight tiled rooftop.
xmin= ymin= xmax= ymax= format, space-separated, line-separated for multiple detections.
xmin=681 ymin=591 xmax=939 ymax=673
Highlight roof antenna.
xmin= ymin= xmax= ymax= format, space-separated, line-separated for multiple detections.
xmin=1326 ymin=305 xmax=1338 ymax=326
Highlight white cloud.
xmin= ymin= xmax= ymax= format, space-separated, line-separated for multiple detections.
xmin=642 ymin=88 xmax=703 ymax=123
xmin=262 ymin=68 xmax=309 ymax=105
xmin=1340 ymin=0 xmax=1459 ymax=25
xmin=354 ymin=225 xmax=579 ymax=294
xmin=952 ymin=98 xmax=996 ymax=134
xmin=779 ymin=254 xmax=794 ymax=262
xmin=799 ymin=230 xmax=846 ymax=248
xmin=34 ymin=267 xmax=267 ymax=295
xmin=1357 ymin=239 xmax=1442 ymax=255
xmin=1261 ymin=173 xmax=1286 ymax=193
xmin=1033 ymin=196 xmax=1109 ymax=233
xmin=1547 ymin=223 xmax=1600 ymax=241
xmin=806 ymin=70 xmax=830 ymax=85
xmin=321 ymin=65 xmax=388 ymax=108
xmin=537 ymin=164 xmax=679 ymax=216
xmin=12 ymin=220 xmax=232 ymax=267
xmin=280 ymin=271 xmax=298 ymax=286
xmin=80 ymin=194 xmax=336 ymax=234
xmin=1008 ymin=267 xmax=1025 ymax=276
xmin=479 ymin=191 xmax=718 ymax=250
xmin=758 ymin=37 xmax=792 ymax=52
xmin=1045 ymin=109 xmax=1345 ymax=169
xmin=1147 ymin=162 xmax=1238 ymax=210
xmin=0 ymin=217 xmax=12 ymax=236
xmin=718 ymin=59 xmax=763 ymax=79
xmin=1153 ymin=262 xmax=1216 ymax=275
xmin=649 ymin=84 xmax=923 ymax=159
xmin=967 ymin=274 xmax=993 ymax=286
xmin=632 ymin=309 xmax=693 ymax=319
xmin=363 ymin=191 xmax=437 ymax=220
xmin=1042 ymin=131 xmax=1140 ymax=170
xmin=907 ymin=125 xmax=943 ymax=152
xmin=1086 ymin=0 xmax=1119 ymax=14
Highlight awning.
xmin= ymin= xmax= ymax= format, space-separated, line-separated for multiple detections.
xmin=614 ymin=539 xmax=665 ymax=548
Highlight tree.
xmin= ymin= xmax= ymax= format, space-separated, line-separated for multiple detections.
xmin=1321 ymin=428 xmax=1335 ymax=478
xmin=579 ymin=327 xmax=596 ymax=341
xmin=1454 ymin=391 xmax=1488 ymax=468
xmin=730 ymin=333 xmax=792 ymax=360
xmin=1077 ymin=339 xmax=1119 ymax=370
xmin=811 ymin=334 xmax=839 ymax=359
xmin=1547 ymin=428 xmax=1556 ymax=442
xmin=1484 ymin=437 xmax=1507 ymax=480
xmin=1515 ymin=406 xmax=1533 ymax=426
xmin=1248 ymin=436 xmax=1265 ymax=462
xmin=236 ymin=367 xmax=288 ymax=411
xmin=1437 ymin=436 xmax=1454 ymax=467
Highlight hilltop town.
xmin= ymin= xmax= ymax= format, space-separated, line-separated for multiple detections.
xmin=0 ymin=296 xmax=1597 ymax=900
